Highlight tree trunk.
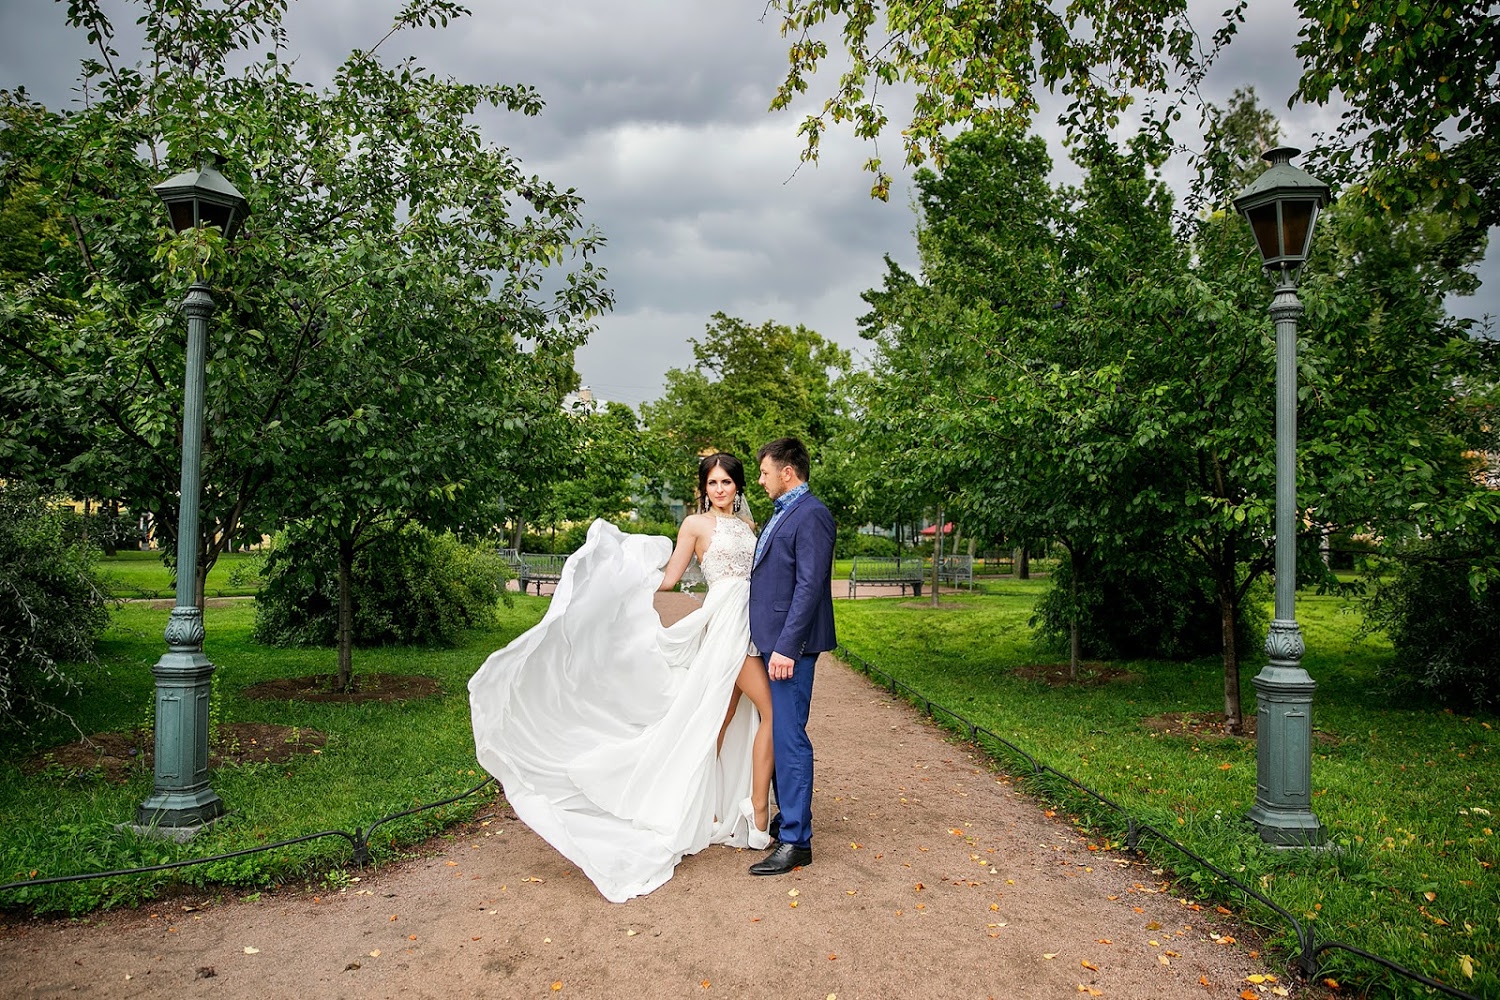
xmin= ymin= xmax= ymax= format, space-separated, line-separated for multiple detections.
xmin=335 ymin=538 xmax=355 ymax=693
xmin=1068 ymin=562 xmax=1081 ymax=681
xmin=930 ymin=506 xmax=943 ymax=608
xmin=1016 ymin=545 xmax=1030 ymax=580
xmin=102 ymin=499 xmax=119 ymax=556
xmin=1219 ymin=586 xmax=1243 ymax=735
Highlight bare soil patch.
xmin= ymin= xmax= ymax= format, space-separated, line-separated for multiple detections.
xmin=240 ymin=672 xmax=442 ymax=703
xmin=21 ymin=669 xmax=433 ymax=783
xmin=1011 ymin=661 xmax=1142 ymax=687
xmin=23 ymin=723 xmax=328 ymax=783
xmin=1141 ymin=711 xmax=1338 ymax=745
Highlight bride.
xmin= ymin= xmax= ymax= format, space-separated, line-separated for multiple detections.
xmin=468 ymin=453 xmax=774 ymax=902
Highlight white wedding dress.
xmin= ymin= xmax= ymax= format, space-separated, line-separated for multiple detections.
xmin=469 ymin=516 xmax=764 ymax=903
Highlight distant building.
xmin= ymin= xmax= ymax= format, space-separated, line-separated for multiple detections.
xmin=562 ymin=385 xmax=604 ymax=416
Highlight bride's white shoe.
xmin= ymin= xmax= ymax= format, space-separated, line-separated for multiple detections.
xmin=741 ymin=798 xmax=772 ymax=850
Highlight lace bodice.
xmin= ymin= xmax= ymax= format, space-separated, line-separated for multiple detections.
xmin=699 ymin=516 xmax=756 ymax=586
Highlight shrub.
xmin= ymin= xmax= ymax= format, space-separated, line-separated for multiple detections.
xmin=1031 ymin=552 xmax=1268 ymax=662
xmin=855 ymin=533 xmax=899 ymax=558
xmin=1365 ymin=533 xmax=1500 ymax=712
xmin=0 ymin=482 xmax=111 ymax=730
xmin=252 ymin=524 xmax=507 ymax=649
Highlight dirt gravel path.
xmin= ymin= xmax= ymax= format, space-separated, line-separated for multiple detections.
xmin=0 ymin=594 xmax=1309 ymax=1000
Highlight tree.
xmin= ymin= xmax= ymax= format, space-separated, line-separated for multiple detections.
xmin=767 ymin=0 xmax=1235 ymax=198
xmin=640 ymin=313 xmax=853 ymax=522
xmin=0 ymin=0 xmax=610 ymax=634
xmin=857 ymin=99 xmax=1496 ymax=726
xmin=547 ymin=401 xmax=648 ymax=527
xmin=1294 ymin=0 xmax=1499 ymax=230
xmin=768 ymin=0 xmax=1499 ymax=260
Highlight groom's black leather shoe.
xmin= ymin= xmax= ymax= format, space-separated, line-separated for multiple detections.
xmin=749 ymin=842 xmax=811 ymax=876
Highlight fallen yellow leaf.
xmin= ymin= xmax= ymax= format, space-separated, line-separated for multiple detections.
xmin=1460 ymin=955 xmax=1475 ymax=979
xmin=1159 ymin=955 xmax=1170 ymax=966
xmin=1240 ymin=991 xmax=1258 ymax=1000
xmin=243 ymin=947 xmax=260 ymax=955
xmin=369 ymin=950 xmax=381 ymax=958
xmin=1081 ymin=960 xmax=1099 ymax=972
xmin=700 ymin=981 xmax=710 ymax=989
xmin=552 ymin=983 xmax=562 ymax=992
xmin=1042 ymin=953 xmax=1058 ymax=960
xmin=1425 ymin=890 xmax=1437 ymax=902
xmin=788 ymin=889 xmax=800 ymax=897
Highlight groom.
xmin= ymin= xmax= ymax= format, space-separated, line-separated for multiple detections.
xmin=747 ymin=437 xmax=836 ymax=876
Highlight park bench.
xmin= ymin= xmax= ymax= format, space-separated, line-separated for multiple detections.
xmin=938 ymin=554 xmax=975 ymax=590
xmin=848 ymin=556 xmax=925 ymax=598
xmin=499 ymin=549 xmax=567 ymax=595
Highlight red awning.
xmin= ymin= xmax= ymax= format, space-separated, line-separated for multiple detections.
xmin=919 ymin=522 xmax=954 ymax=536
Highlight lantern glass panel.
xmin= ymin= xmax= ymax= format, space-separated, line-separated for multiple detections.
xmin=167 ymin=201 xmax=196 ymax=234
xmin=199 ymin=201 xmax=235 ymax=233
xmin=1246 ymin=202 xmax=1283 ymax=263
xmin=1280 ymin=200 xmax=1316 ymax=261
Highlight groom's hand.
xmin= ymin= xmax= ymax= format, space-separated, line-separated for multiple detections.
xmin=767 ymin=651 xmax=796 ymax=681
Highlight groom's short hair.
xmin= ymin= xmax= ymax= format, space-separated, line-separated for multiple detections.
xmin=757 ymin=437 xmax=810 ymax=482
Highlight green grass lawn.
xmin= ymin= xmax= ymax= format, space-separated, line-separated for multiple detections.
xmin=833 ymin=581 xmax=1496 ymax=998
xmin=98 ymin=550 xmax=263 ymax=600
xmin=0 ymin=597 xmax=549 ymax=915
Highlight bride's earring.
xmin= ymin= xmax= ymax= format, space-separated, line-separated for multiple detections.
xmin=732 ymin=494 xmax=742 ymax=514
xmin=699 ymin=494 xmax=710 ymax=514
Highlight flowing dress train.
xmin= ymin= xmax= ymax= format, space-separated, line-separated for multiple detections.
xmin=468 ymin=517 xmax=762 ymax=902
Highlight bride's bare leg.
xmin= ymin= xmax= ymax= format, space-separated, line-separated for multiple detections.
xmin=733 ymin=655 xmax=774 ymax=832
xmin=717 ymin=688 xmax=743 ymax=754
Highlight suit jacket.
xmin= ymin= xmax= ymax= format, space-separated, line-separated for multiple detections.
xmin=749 ymin=490 xmax=837 ymax=660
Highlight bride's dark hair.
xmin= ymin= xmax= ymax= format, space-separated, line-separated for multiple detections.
xmin=697 ymin=452 xmax=746 ymax=512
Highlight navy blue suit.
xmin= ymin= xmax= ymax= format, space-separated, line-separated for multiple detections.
xmin=748 ymin=490 xmax=836 ymax=849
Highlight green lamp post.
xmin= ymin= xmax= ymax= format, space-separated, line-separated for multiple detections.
xmin=1233 ymin=146 xmax=1330 ymax=847
xmin=136 ymin=160 xmax=249 ymax=835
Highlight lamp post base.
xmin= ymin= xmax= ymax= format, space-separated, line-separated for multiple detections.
xmin=1247 ymin=621 xmax=1323 ymax=847
xmin=1245 ymin=808 xmax=1325 ymax=848
xmin=124 ymin=809 xmax=224 ymax=843
xmin=138 ymin=639 xmax=223 ymax=831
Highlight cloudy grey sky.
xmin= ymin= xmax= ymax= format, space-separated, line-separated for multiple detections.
xmin=4 ymin=1 xmax=1494 ymax=407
